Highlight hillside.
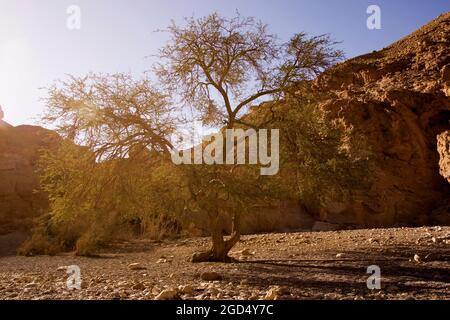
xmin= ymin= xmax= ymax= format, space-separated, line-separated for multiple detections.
xmin=281 ymin=12 xmax=450 ymax=227
xmin=0 ymin=121 xmax=60 ymax=235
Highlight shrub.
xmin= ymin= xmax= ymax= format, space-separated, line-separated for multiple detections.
xmin=20 ymin=142 xmax=186 ymax=256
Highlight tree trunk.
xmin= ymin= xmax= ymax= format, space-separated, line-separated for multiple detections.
xmin=192 ymin=127 xmax=242 ymax=263
xmin=192 ymin=212 xmax=241 ymax=263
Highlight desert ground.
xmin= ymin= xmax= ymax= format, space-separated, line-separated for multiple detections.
xmin=0 ymin=226 xmax=449 ymax=300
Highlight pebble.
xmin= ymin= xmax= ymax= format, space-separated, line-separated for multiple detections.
xmin=264 ymin=286 xmax=289 ymax=300
xmin=132 ymin=282 xmax=146 ymax=290
xmin=128 ymin=263 xmax=146 ymax=270
xmin=200 ymin=271 xmax=222 ymax=281
xmin=178 ymin=284 xmax=195 ymax=294
xmin=24 ymin=282 xmax=37 ymax=289
xmin=239 ymin=248 xmax=254 ymax=256
xmin=155 ymin=289 xmax=180 ymax=300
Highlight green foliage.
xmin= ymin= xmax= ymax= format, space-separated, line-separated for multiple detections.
xmin=20 ymin=141 xmax=186 ymax=256
xmin=22 ymin=90 xmax=373 ymax=257
xmin=247 ymin=91 xmax=373 ymax=212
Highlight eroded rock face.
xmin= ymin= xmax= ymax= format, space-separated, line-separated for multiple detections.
xmin=0 ymin=123 xmax=60 ymax=234
xmin=310 ymin=13 xmax=450 ymax=226
xmin=437 ymin=131 xmax=450 ymax=182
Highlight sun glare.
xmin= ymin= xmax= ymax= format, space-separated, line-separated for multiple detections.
xmin=0 ymin=36 xmax=33 ymax=122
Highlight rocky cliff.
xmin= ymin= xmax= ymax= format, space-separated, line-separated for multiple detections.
xmin=0 ymin=120 xmax=60 ymax=234
xmin=437 ymin=131 xmax=450 ymax=182
xmin=310 ymin=12 xmax=450 ymax=227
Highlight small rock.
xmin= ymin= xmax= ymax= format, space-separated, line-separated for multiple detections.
xmin=155 ymin=289 xmax=180 ymax=300
xmin=336 ymin=253 xmax=345 ymax=258
xmin=132 ymin=282 xmax=146 ymax=291
xmin=239 ymin=248 xmax=254 ymax=256
xmin=151 ymin=287 xmax=161 ymax=295
xmin=200 ymin=271 xmax=222 ymax=281
xmin=156 ymin=258 xmax=167 ymax=264
xmin=264 ymin=286 xmax=289 ymax=300
xmin=128 ymin=263 xmax=146 ymax=270
xmin=413 ymin=254 xmax=421 ymax=263
xmin=178 ymin=284 xmax=195 ymax=294
xmin=264 ymin=289 xmax=279 ymax=300
xmin=208 ymin=287 xmax=219 ymax=295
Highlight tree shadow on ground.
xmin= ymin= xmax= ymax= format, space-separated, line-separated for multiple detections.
xmin=227 ymin=243 xmax=450 ymax=296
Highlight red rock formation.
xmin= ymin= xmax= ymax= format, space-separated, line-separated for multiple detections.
xmin=311 ymin=13 xmax=450 ymax=226
xmin=0 ymin=122 xmax=60 ymax=234
xmin=437 ymin=131 xmax=450 ymax=182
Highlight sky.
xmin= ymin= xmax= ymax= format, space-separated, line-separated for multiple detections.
xmin=0 ymin=0 xmax=449 ymax=126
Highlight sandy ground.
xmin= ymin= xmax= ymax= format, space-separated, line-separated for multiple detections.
xmin=0 ymin=226 xmax=449 ymax=300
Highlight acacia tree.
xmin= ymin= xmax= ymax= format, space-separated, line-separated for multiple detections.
xmin=43 ymin=73 xmax=175 ymax=158
xmin=156 ymin=13 xmax=343 ymax=262
xmin=38 ymin=73 xmax=183 ymax=255
xmin=41 ymin=13 xmax=343 ymax=262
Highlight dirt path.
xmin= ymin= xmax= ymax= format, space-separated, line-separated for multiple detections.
xmin=0 ymin=226 xmax=449 ymax=300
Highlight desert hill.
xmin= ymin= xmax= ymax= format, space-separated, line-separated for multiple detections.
xmin=0 ymin=119 xmax=60 ymax=235
xmin=292 ymin=12 xmax=450 ymax=227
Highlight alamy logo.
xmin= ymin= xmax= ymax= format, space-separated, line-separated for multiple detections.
xmin=367 ymin=5 xmax=382 ymax=30
xmin=366 ymin=265 xmax=381 ymax=290
xmin=66 ymin=5 xmax=81 ymax=30
xmin=66 ymin=265 xmax=82 ymax=290
xmin=170 ymin=122 xmax=279 ymax=176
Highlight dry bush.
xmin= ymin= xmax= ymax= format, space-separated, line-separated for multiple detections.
xmin=20 ymin=142 xmax=186 ymax=256
xmin=141 ymin=214 xmax=182 ymax=240
xmin=17 ymin=232 xmax=59 ymax=256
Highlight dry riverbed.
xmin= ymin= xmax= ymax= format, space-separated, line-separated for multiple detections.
xmin=0 ymin=226 xmax=449 ymax=300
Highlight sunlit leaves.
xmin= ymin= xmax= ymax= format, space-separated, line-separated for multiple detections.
xmin=43 ymin=73 xmax=175 ymax=160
